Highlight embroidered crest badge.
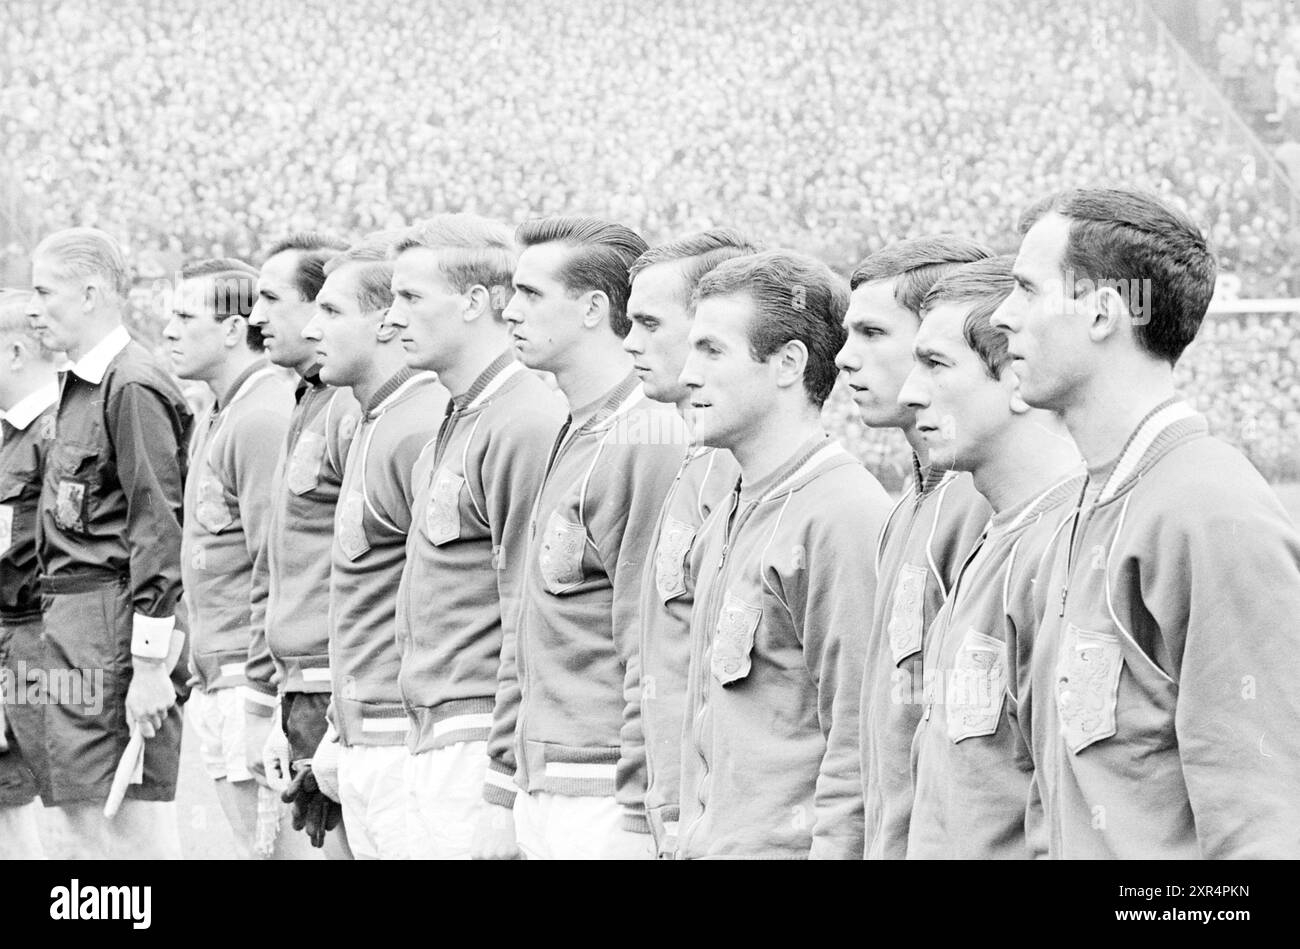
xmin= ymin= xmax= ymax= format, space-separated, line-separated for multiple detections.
xmin=195 ymin=473 xmax=234 ymax=534
xmin=1055 ymin=624 xmax=1124 ymax=753
xmin=287 ymin=431 xmax=326 ymax=496
xmin=423 ymin=466 xmax=464 ymax=546
xmin=337 ymin=490 xmax=371 ymax=561
xmin=539 ymin=510 xmax=586 ymax=594
xmin=654 ymin=516 xmax=695 ymax=602
xmin=888 ymin=563 xmax=928 ymax=665
xmin=946 ymin=628 xmax=1008 ymax=743
xmin=712 ymin=592 xmax=761 ymax=686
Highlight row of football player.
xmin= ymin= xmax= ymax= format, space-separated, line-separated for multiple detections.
xmin=1 ymin=185 xmax=1296 ymax=860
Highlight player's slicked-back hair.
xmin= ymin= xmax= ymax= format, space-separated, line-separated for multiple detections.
xmin=515 ymin=215 xmax=648 ymax=337
xmin=849 ymin=235 xmax=993 ymax=317
xmin=629 ymin=228 xmax=763 ymax=307
xmin=1018 ymin=188 xmax=1216 ymax=365
xmin=0 ymin=289 xmax=59 ymax=362
xmin=33 ymin=227 xmax=132 ymax=300
xmin=264 ymin=232 xmax=349 ymax=303
xmin=180 ymin=257 xmax=264 ymax=351
xmin=324 ymin=231 xmax=404 ymax=314
xmin=920 ymin=255 xmax=1017 ymax=379
xmin=694 ymin=249 xmax=850 ymax=408
xmin=394 ymin=214 xmax=517 ymax=320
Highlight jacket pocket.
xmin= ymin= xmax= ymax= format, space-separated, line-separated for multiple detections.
xmin=1055 ymin=624 xmax=1124 ymax=754
xmin=946 ymin=628 xmax=1008 ymax=743
xmin=712 ymin=592 xmax=760 ymax=686
xmin=422 ymin=466 xmax=464 ymax=546
xmin=287 ymin=431 xmax=326 ymax=496
xmin=337 ymin=490 xmax=371 ymax=561
xmin=538 ymin=510 xmax=587 ymax=595
xmin=195 ymin=471 xmax=235 ymax=534
xmin=654 ymin=516 xmax=695 ymax=603
xmin=888 ymin=562 xmax=927 ymax=665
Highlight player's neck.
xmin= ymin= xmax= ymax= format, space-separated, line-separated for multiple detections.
xmin=554 ymin=344 xmax=632 ymax=412
xmin=1063 ymin=367 xmax=1178 ymax=469
xmin=731 ymin=403 xmax=825 ymax=488
xmin=351 ymin=347 xmax=411 ymax=409
xmin=972 ymin=415 xmax=1080 ymax=515
xmin=439 ymin=334 xmax=509 ymax=398
xmin=207 ymin=351 xmax=263 ymax=409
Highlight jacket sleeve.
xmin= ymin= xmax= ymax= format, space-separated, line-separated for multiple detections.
xmin=105 ymin=379 xmax=190 ymax=654
xmin=1152 ymin=480 xmax=1300 ymax=858
xmin=781 ymin=471 xmax=888 ymax=859
xmin=236 ymin=405 xmax=291 ymax=714
xmin=589 ymin=413 xmax=690 ymax=834
xmin=480 ymin=398 xmax=564 ymax=808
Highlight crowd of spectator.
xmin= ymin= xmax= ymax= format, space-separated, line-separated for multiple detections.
xmin=1 ymin=0 xmax=1297 ymax=481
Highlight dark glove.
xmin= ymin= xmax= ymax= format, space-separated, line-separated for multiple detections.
xmin=281 ymin=762 xmax=342 ymax=848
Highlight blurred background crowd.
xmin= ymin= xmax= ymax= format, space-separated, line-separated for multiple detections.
xmin=1 ymin=0 xmax=1297 ymax=485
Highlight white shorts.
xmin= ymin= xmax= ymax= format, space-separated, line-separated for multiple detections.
xmin=337 ymin=744 xmax=409 ymax=860
xmin=404 ymin=740 xmax=488 ymax=860
xmin=188 ymin=687 xmax=252 ymax=783
xmin=514 ymin=791 xmax=655 ymax=861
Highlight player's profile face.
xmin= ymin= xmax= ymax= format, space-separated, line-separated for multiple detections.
xmin=389 ymin=247 xmax=465 ymax=373
xmin=624 ymin=262 xmax=693 ymax=405
xmin=900 ymin=301 xmax=1013 ymax=473
xmin=836 ymin=279 xmax=920 ymax=431
xmin=503 ymin=242 xmax=579 ymax=373
xmin=995 ymin=213 xmax=1082 ymax=412
xmin=305 ymin=265 xmax=376 ymax=388
xmin=162 ymin=276 xmax=232 ymax=383
xmin=251 ymin=251 xmax=318 ymax=373
xmin=26 ymin=253 xmax=86 ymax=355
xmin=681 ymin=291 xmax=771 ymax=450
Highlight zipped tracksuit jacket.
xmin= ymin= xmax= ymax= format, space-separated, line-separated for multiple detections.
xmin=860 ymin=462 xmax=990 ymax=859
xmin=328 ymin=369 xmax=446 ymax=748
xmin=906 ymin=472 xmax=1082 ymax=859
xmin=492 ymin=373 xmax=688 ymax=832
xmin=396 ymin=353 xmax=565 ymax=757
xmin=1030 ymin=400 xmax=1300 ymax=858
xmin=677 ymin=435 xmax=891 ymax=859
xmin=182 ymin=362 xmax=293 ymax=693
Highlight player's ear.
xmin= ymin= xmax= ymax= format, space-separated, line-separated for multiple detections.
xmin=224 ymin=315 xmax=246 ymax=347
xmin=1001 ymin=362 xmax=1030 ymax=414
xmin=1088 ymin=285 xmax=1127 ymax=343
xmin=464 ymin=285 xmax=490 ymax=323
xmin=774 ymin=339 xmax=809 ymax=390
xmin=581 ymin=291 xmax=608 ymax=330
xmin=8 ymin=339 xmax=24 ymax=370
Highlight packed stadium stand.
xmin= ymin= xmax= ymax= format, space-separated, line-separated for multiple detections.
xmin=2 ymin=0 xmax=1297 ymax=484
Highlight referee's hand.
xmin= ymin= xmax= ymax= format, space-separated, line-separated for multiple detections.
xmin=126 ymin=658 xmax=176 ymax=739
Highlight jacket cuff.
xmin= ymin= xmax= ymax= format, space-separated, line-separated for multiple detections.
xmin=241 ymin=685 xmax=278 ymax=718
xmin=131 ymin=613 xmax=174 ymax=660
xmin=483 ymin=759 xmax=518 ymax=809
xmin=622 ymin=807 xmax=651 ymax=835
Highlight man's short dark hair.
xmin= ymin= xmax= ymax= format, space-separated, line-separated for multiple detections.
xmin=264 ymin=232 xmax=349 ymax=303
xmin=920 ymin=256 xmax=1016 ymax=379
xmin=694 ymin=249 xmax=849 ymax=408
xmin=849 ymin=235 xmax=993 ymax=316
xmin=515 ymin=215 xmax=648 ymax=337
xmin=180 ymin=257 xmax=264 ymax=351
xmin=1018 ymin=188 xmax=1217 ymax=366
xmin=628 ymin=228 xmax=762 ymax=306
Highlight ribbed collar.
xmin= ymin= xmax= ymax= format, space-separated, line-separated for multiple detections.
xmin=452 ymin=349 xmax=516 ymax=410
xmin=573 ymin=371 xmax=641 ymax=435
xmin=215 ymin=359 xmax=270 ymax=411
xmin=1095 ymin=398 xmax=1204 ymax=504
xmin=366 ymin=367 xmax=420 ymax=415
xmin=739 ymin=432 xmax=833 ymax=502
xmin=988 ymin=470 xmax=1086 ymax=532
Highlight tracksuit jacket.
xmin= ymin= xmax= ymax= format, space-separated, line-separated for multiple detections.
xmin=181 ymin=362 xmax=293 ymax=693
xmin=1030 ymin=399 xmax=1300 ymax=858
xmin=244 ymin=376 xmax=359 ymax=717
xmin=860 ymin=460 xmax=990 ymax=859
xmin=396 ymin=352 xmax=565 ymax=756
xmin=636 ymin=442 xmax=739 ymax=851
xmin=677 ymin=434 xmax=891 ymax=859
xmin=492 ymin=372 xmax=687 ymax=829
xmin=906 ymin=472 xmax=1082 ymax=860
xmin=329 ymin=369 xmax=446 ymax=748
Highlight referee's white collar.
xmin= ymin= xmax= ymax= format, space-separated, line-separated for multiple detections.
xmin=68 ymin=325 xmax=131 ymax=385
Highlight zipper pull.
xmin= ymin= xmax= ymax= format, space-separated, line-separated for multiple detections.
xmin=1058 ymin=583 xmax=1068 ymax=618
xmin=717 ymin=544 xmax=729 ymax=571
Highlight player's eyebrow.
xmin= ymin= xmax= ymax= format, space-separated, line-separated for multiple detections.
xmin=512 ymin=278 xmax=542 ymax=295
